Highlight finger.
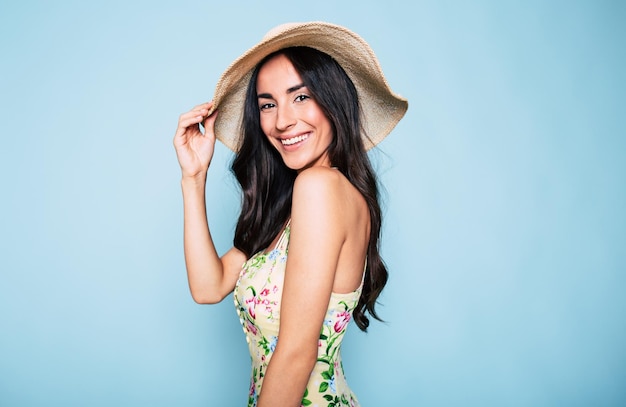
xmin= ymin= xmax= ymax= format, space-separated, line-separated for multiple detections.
xmin=181 ymin=101 xmax=212 ymax=118
xmin=177 ymin=115 xmax=204 ymax=132
xmin=178 ymin=106 xmax=211 ymax=127
xmin=188 ymin=102 xmax=213 ymax=120
xmin=199 ymin=105 xmax=218 ymax=126
xmin=180 ymin=108 xmax=209 ymax=123
xmin=174 ymin=102 xmax=215 ymax=138
xmin=204 ymin=109 xmax=218 ymax=126
xmin=192 ymin=101 xmax=213 ymax=111
xmin=201 ymin=110 xmax=218 ymax=138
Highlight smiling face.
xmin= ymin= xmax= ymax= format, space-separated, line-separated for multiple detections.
xmin=256 ymin=53 xmax=334 ymax=172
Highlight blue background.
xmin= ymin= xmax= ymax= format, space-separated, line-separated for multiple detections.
xmin=1 ymin=1 xmax=624 ymax=406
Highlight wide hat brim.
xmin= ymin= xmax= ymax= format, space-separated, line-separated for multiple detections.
xmin=209 ymin=21 xmax=408 ymax=152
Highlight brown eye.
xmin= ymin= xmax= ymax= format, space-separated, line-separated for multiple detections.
xmin=294 ymin=94 xmax=310 ymax=103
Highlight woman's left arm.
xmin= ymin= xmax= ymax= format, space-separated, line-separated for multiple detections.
xmin=257 ymin=167 xmax=346 ymax=407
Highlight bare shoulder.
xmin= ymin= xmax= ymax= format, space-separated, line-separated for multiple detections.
xmin=293 ymin=166 xmax=343 ymax=200
xmin=292 ymin=167 xmax=367 ymax=224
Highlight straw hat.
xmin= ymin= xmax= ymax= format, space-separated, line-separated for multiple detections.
xmin=209 ymin=21 xmax=408 ymax=152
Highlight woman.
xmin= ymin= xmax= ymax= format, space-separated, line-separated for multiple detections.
xmin=173 ymin=22 xmax=407 ymax=407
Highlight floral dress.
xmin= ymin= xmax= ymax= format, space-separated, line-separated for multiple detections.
xmin=233 ymin=221 xmax=362 ymax=407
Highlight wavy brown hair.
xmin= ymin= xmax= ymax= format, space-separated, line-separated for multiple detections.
xmin=231 ymin=46 xmax=387 ymax=332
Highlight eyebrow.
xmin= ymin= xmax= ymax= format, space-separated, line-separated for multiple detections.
xmin=257 ymin=83 xmax=306 ymax=99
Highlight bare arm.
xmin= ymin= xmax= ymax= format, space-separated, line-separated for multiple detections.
xmin=180 ymin=176 xmax=245 ymax=303
xmin=257 ymin=168 xmax=347 ymax=407
xmin=174 ymin=103 xmax=246 ymax=303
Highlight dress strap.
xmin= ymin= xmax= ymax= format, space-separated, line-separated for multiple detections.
xmin=360 ymin=257 xmax=368 ymax=286
xmin=274 ymin=219 xmax=291 ymax=251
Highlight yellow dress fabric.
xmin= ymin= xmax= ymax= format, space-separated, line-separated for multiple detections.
xmin=234 ymin=222 xmax=362 ymax=407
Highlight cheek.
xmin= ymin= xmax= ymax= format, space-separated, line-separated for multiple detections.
xmin=304 ymin=108 xmax=322 ymax=123
xmin=259 ymin=117 xmax=279 ymax=149
xmin=314 ymin=114 xmax=333 ymax=136
xmin=306 ymin=106 xmax=331 ymax=131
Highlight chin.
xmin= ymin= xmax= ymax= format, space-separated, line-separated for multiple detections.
xmin=283 ymin=160 xmax=307 ymax=172
xmin=277 ymin=153 xmax=304 ymax=171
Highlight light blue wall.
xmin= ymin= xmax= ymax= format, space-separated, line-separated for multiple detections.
xmin=1 ymin=1 xmax=624 ymax=406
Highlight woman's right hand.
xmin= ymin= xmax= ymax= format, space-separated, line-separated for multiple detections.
xmin=173 ymin=102 xmax=218 ymax=179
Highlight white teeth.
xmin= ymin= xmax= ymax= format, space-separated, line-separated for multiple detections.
xmin=281 ymin=134 xmax=309 ymax=146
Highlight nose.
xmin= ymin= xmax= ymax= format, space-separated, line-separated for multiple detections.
xmin=275 ymin=104 xmax=296 ymax=131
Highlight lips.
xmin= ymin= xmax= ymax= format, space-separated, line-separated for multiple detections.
xmin=280 ymin=133 xmax=309 ymax=146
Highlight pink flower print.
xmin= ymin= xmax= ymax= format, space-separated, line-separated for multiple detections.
xmin=245 ymin=297 xmax=258 ymax=319
xmin=247 ymin=304 xmax=256 ymax=319
xmin=334 ymin=311 xmax=351 ymax=333
xmin=247 ymin=296 xmax=260 ymax=305
xmin=246 ymin=320 xmax=258 ymax=335
xmin=260 ymin=288 xmax=270 ymax=296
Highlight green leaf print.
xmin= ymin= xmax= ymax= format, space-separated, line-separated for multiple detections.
xmin=258 ymin=336 xmax=271 ymax=355
xmin=317 ymin=357 xmax=331 ymax=365
xmin=319 ymin=381 xmax=329 ymax=392
xmin=325 ymin=395 xmax=340 ymax=407
xmin=249 ymin=254 xmax=267 ymax=269
xmin=301 ymin=388 xmax=312 ymax=406
xmin=326 ymin=334 xmax=339 ymax=356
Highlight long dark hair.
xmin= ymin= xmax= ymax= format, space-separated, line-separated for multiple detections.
xmin=231 ymin=46 xmax=387 ymax=332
